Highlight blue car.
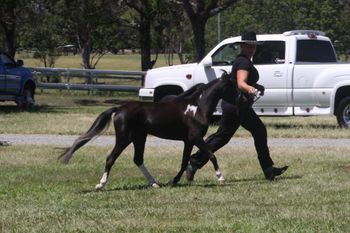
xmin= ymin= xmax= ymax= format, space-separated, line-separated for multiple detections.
xmin=0 ymin=51 xmax=36 ymax=110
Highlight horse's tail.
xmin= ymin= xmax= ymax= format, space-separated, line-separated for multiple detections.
xmin=58 ymin=107 xmax=119 ymax=164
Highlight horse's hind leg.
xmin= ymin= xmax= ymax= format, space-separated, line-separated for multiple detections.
xmin=210 ymin=156 xmax=225 ymax=185
xmin=133 ymin=134 xmax=159 ymax=188
xmin=95 ymin=137 xmax=130 ymax=191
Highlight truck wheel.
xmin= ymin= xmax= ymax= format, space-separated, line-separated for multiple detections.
xmin=18 ymin=87 xmax=35 ymax=111
xmin=336 ymin=97 xmax=350 ymax=128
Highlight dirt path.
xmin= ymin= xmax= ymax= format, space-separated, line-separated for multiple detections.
xmin=1 ymin=134 xmax=350 ymax=149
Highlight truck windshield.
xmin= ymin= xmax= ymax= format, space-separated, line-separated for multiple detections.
xmin=296 ymin=40 xmax=337 ymax=62
xmin=212 ymin=43 xmax=240 ymax=66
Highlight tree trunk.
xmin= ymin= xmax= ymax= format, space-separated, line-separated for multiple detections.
xmin=81 ymin=38 xmax=93 ymax=69
xmin=1 ymin=21 xmax=16 ymax=58
xmin=140 ymin=15 xmax=151 ymax=71
xmin=191 ymin=19 xmax=207 ymax=62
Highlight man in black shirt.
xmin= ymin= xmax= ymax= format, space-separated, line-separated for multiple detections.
xmin=186 ymin=31 xmax=288 ymax=181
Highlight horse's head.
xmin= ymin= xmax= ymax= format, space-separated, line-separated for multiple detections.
xmin=218 ymin=71 xmax=239 ymax=105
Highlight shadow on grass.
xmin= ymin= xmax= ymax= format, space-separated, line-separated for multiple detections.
xmin=104 ymin=99 xmax=130 ymax=105
xmin=74 ymin=99 xmax=99 ymax=106
xmin=0 ymin=97 xmax=127 ymax=114
xmin=0 ymin=105 xmax=74 ymax=114
xmin=0 ymin=106 xmax=20 ymax=113
xmin=267 ymin=123 xmax=338 ymax=130
xmin=79 ymin=175 xmax=303 ymax=194
xmin=74 ymin=98 xmax=132 ymax=106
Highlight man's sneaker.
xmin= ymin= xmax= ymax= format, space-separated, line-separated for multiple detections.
xmin=264 ymin=166 xmax=289 ymax=181
xmin=185 ymin=163 xmax=197 ymax=182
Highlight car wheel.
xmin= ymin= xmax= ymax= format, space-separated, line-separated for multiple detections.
xmin=336 ymin=97 xmax=350 ymax=128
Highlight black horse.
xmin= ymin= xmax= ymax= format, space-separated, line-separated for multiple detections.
xmin=58 ymin=73 xmax=238 ymax=190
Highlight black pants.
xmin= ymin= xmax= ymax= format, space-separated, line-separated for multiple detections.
xmin=190 ymin=101 xmax=274 ymax=171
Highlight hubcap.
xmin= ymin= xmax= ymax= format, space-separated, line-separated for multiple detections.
xmin=343 ymin=104 xmax=350 ymax=127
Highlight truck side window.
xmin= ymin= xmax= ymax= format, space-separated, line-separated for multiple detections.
xmin=296 ymin=40 xmax=337 ymax=62
xmin=253 ymin=41 xmax=286 ymax=64
xmin=212 ymin=43 xmax=240 ymax=66
xmin=0 ymin=53 xmax=15 ymax=66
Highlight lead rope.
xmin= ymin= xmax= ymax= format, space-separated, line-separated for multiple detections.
xmin=252 ymin=90 xmax=262 ymax=103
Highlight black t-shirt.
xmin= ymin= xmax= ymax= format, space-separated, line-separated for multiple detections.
xmin=230 ymin=54 xmax=259 ymax=85
xmin=222 ymin=54 xmax=259 ymax=110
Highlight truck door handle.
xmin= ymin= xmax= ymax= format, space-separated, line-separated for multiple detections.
xmin=273 ymin=71 xmax=282 ymax=77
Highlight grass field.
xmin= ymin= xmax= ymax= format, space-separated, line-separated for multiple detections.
xmin=17 ymin=53 xmax=181 ymax=70
xmin=0 ymin=144 xmax=349 ymax=232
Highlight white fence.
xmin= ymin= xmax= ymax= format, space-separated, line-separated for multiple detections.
xmin=30 ymin=67 xmax=145 ymax=93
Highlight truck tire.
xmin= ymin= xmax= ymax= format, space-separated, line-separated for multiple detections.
xmin=17 ymin=87 xmax=35 ymax=111
xmin=336 ymin=97 xmax=350 ymax=128
xmin=154 ymin=86 xmax=183 ymax=102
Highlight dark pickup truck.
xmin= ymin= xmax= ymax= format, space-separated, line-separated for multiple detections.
xmin=0 ymin=51 xmax=36 ymax=110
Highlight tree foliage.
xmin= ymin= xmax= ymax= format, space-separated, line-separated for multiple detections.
xmin=0 ymin=0 xmax=30 ymax=57
xmin=180 ymin=0 xmax=237 ymax=62
xmin=20 ymin=0 xmax=63 ymax=68
xmin=2 ymin=0 xmax=350 ymax=69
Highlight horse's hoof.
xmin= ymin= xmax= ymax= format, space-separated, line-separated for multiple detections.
xmin=218 ymin=180 xmax=225 ymax=186
xmin=185 ymin=164 xmax=196 ymax=181
xmin=152 ymin=183 xmax=160 ymax=188
xmin=95 ymin=183 xmax=104 ymax=191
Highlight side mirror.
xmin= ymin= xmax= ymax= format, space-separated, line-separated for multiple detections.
xmin=202 ymin=56 xmax=212 ymax=67
xmin=16 ymin=60 xmax=24 ymax=66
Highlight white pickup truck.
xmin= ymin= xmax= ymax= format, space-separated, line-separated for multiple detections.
xmin=139 ymin=30 xmax=350 ymax=128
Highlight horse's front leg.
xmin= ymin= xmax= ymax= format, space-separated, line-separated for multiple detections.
xmin=193 ymin=138 xmax=225 ymax=185
xmin=210 ymin=156 xmax=225 ymax=185
xmin=172 ymin=142 xmax=193 ymax=185
xmin=133 ymin=135 xmax=160 ymax=188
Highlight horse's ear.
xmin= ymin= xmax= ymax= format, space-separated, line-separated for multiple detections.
xmin=220 ymin=71 xmax=230 ymax=80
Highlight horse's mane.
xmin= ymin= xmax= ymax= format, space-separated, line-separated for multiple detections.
xmin=160 ymin=75 xmax=227 ymax=102
xmin=177 ymin=83 xmax=206 ymax=99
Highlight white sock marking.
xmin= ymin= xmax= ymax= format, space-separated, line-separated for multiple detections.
xmin=139 ymin=164 xmax=158 ymax=185
xmin=215 ymin=170 xmax=225 ymax=182
xmin=96 ymin=172 xmax=108 ymax=191
xmin=100 ymin=172 xmax=108 ymax=184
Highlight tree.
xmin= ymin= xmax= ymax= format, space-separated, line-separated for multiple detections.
xmin=55 ymin=0 xmax=119 ymax=69
xmin=208 ymin=0 xmax=345 ymax=53
xmin=122 ymin=0 xmax=169 ymax=71
xmin=21 ymin=0 xmax=63 ymax=68
xmin=0 ymin=0 xmax=28 ymax=57
xmin=151 ymin=1 xmax=191 ymax=64
xmin=180 ymin=0 xmax=237 ymax=62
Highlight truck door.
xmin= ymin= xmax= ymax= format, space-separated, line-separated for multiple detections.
xmin=253 ymin=40 xmax=292 ymax=115
xmin=0 ymin=54 xmax=7 ymax=93
xmin=0 ymin=53 xmax=21 ymax=94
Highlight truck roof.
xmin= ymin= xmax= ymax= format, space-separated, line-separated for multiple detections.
xmin=222 ymin=30 xmax=329 ymax=44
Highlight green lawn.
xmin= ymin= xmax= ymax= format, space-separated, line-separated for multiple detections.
xmin=17 ymin=53 xmax=181 ymax=70
xmin=0 ymin=145 xmax=349 ymax=232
